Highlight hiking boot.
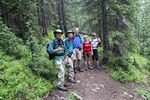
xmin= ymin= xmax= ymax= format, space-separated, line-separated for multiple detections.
xmin=58 ymin=86 xmax=68 ymax=91
xmin=84 ymin=65 xmax=88 ymax=70
xmin=92 ymin=64 xmax=95 ymax=68
xmin=68 ymin=79 xmax=77 ymax=83
xmin=84 ymin=67 xmax=88 ymax=71
xmin=95 ymin=65 xmax=101 ymax=70
xmin=74 ymin=68 xmax=78 ymax=73
xmin=64 ymin=84 xmax=68 ymax=87
xmin=78 ymin=67 xmax=84 ymax=72
xmin=88 ymin=65 xmax=93 ymax=70
xmin=88 ymin=66 xmax=93 ymax=70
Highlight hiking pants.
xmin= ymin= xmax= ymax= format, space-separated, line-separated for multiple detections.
xmin=55 ymin=61 xmax=65 ymax=87
xmin=66 ymin=56 xmax=75 ymax=80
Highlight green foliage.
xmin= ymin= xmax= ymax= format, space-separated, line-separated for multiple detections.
xmin=136 ymin=88 xmax=150 ymax=100
xmin=107 ymin=53 xmax=149 ymax=83
xmin=104 ymin=31 xmax=150 ymax=83
xmin=0 ymin=52 xmax=54 ymax=99
xmin=137 ymin=0 xmax=150 ymax=58
xmin=108 ymin=0 xmax=139 ymax=26
xmin=109 ymin=31 xmax=140 ymax=54
xmin=0 ymin=18 xmax=30 ymax=59
xmin=26 ymin=31 xmax=57 ymax=81
xmin=28 ymin=56 xmax=57 ymax=81
xmin=0 ymin=19 xmax=56 ymax=99
xmin=68 ymin=92 xmax=82 ymax=100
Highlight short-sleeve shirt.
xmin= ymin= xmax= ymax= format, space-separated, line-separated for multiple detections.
xmin=91 ymin=38 xmax=101 ymax=49
xmin=73 ymin=34 xmax=82 ymax=48
xmin=82 ymin=41 xmax=92 ymax=53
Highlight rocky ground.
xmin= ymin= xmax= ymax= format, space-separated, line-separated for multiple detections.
xmin=44 ymin=68 xmax=145 ymax=100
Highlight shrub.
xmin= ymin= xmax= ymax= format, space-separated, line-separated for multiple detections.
xmin=0 ymin=54 xmax=54 ymax=99
xmin=106 ymin=53 xmax=149 ymax=83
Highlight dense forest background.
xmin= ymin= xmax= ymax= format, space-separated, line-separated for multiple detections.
xmin=0 ymin=0 xmax=150 ymax=99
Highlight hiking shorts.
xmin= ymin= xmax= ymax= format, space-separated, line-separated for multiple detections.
xmin=83 ymin=52 xmax=92 ymax=60
xmin=92 ymin=49 xmax=99 ymax=61
xmin=72 ymin=48 xmax=82 ymax=60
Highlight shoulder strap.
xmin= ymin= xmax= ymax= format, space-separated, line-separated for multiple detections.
xmin=52 ymin=39 xmax=56 ymax=49
xmin=89 ymin=41 xmax=91 ymax=44
xmin=79 ymin=35 xmax=82 ymax=43
xmin=82 ymin=41 xmax=85 ymax=44
xmin=91 ymin=38 xmax=93 ymax=42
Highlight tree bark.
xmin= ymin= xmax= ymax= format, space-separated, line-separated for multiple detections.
xmin=36 ymin=0 xmax=48 ymax=36
xmin=58 ymin=0 xmax=67 ymax=35
xmin=112 ymin=12 xmax=123 ymax=56
xmin=101 ymin=0 xmax=109 ymax=63
xmin=58 ymin=0 xmax=63 ymax=30
xmin=61 ymin=0 xmax=67 ymax=34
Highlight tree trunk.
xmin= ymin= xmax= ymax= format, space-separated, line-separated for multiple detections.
xmin=58 ymin=0 xmax=63 ymax=30
xmin=58 ymin=0 xmax=67 ymax=35
xmin=101 ymin=0 xmax=109 ymax=63
xmin=112 ymin=12 xmax=123 ymax=56
xmin=37 ymin=0 xmax=48 ymax=36
xmin=61 ymin=0 xmax=67 ymax=34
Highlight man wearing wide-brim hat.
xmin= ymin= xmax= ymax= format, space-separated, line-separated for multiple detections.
xmin=47 ymin=29 xmax=68 ymax=91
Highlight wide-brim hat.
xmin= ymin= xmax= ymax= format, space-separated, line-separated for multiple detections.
xmin=67 ymin=30 xmax=74 ymax=34
xmin=54 ymin=29 xmax=63 ymax=34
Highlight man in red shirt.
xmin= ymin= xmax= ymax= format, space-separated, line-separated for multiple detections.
xmin=82 ymin=35 xmax=93 ymax=70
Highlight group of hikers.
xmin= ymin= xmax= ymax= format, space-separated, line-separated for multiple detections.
xmin=46 ymin=27 xmax=101 ymax=91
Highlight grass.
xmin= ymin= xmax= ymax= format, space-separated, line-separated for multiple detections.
xmin=136 ymin=88 xmax=150 ymax=100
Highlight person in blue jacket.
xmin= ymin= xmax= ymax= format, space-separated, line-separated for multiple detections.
xmin=64 ymin=30 xmax=76 ymax=83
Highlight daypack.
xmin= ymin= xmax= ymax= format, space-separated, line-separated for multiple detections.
xmin=46 ymin=39 xmax=65 ymax=60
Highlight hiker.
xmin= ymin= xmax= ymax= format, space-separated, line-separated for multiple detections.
xmin=91 ymin=32 xmax=101 ymax=69
xmin=82 ymin=35 xmax=93 ymax=70
xmin=64 ymin=30 xmax=76 ymax=83
xmin=73 ymin=27 xmax=83 ymax=72
xmin=46 ymin=29 xmax=68 ymax=91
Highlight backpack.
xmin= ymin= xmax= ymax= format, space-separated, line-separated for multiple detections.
xmin=46 ymin=39 xmax=64 ymax=60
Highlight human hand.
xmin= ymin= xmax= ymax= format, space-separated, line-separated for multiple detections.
xmin=64 ymin=58 xmax=68 ymax=65
xmin=55 ymin=47 xmax=62 ymax=51
xmin=91 ymin=52 xmax=93 ymax=55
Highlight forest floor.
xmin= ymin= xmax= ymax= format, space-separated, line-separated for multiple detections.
xmin=44 ymin=68 xmax=148 ymax=100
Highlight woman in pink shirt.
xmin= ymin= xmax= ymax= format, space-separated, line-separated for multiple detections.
xmin=82 ymin=35 xmax=93 ymax=70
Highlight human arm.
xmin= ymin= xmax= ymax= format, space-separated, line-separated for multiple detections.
xmin=47 ymin=40 xmax=62 ymax=54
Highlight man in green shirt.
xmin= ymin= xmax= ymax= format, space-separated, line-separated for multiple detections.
xmin=47 ymin=29 xmax=68 ymax=91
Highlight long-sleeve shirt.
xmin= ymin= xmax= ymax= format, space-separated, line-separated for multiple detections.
xmin=47 ymin=39 xmax=66 ymax=62
xmin=64 ymin=38 xmax=74 ymax=57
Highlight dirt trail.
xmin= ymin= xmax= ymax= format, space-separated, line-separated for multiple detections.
xmin=45 ymin=69 xmax=144 ymax=100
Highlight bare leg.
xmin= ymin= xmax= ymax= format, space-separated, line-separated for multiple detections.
xmin=88 ymin=57 xmax=93 ymax=69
